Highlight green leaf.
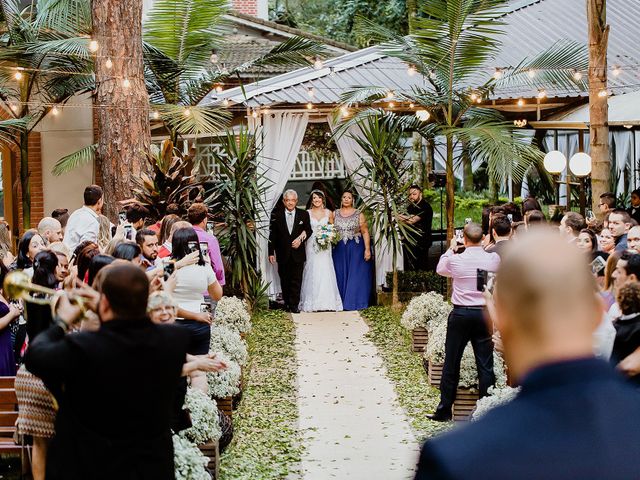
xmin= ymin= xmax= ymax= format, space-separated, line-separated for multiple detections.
xmin=52 ymin=143 xmax=96 ymax=176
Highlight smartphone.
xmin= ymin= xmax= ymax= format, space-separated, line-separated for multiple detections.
xmin=200 ymin=302 xmax=212 ymax=314
xmin=119 ymin=212 xmax=127 ymax=224
xmin=187 ymin=241 xmax=199 ymax=253
xmin=199 ymin=241 xmax=209 ymax=258
xmin=206 ymin=221 xmax=215 ymax=234
xmin=477 ymin=269 xmax=497 ymax=293
xmin=163 ymin=260 xmax=175 ymax=280
xmin=124 ymin=224 xmax=133 ymax=240
xmin=507 ymin=214 xmax=513 ymax=223
xmin=590 ymin=256 xmax=607 ymax=275
xmin=586 ymin=210 xmax=596 ymax=222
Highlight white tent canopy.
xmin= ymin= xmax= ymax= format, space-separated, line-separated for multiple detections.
xmin=547 ymin=90 xmax=640 ymax=127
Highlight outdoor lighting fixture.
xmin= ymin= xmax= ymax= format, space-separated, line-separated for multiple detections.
xmin=215 ymin=85 xmax=223 ymax=93
xmin=573 ymin=70 xmax=582 ymax=81
xmin=122 ymin=78 xmax=131 ymax=89
xmin=528 ymin=69 xmax=536 ymax=78
xmin=415 ymin=110 xmax=430 ymax=121
xmin=306 ymin=102 xmax=313 ymax=110
xmin=409 ymin=103 xmax=415 ymax=109
xmin=222 ymin=99 xmax=230 ymax=107
xmin=210 ymin=50 xmax=219 ymax=64
xmin=14 ymin=69 xmax=23 ymax=80
xmin=152 ymin=110 xmax=160 ymax=120
xmin=340 ymin=106 xmax=349 ymax=116
xmin=476 ymin=97 xmax=482 ymax=104
xmin=517 ymin=98 xmax=525 ymax=107
xmin=386 ymin=90 xmax=394 ymax=99
xmin=407 ymin=65 xmax=417 ymax=76
xmin=220 ymin=64 xmax=229 ymax=75
xmin=388 ymin=102 xmax=395 ymax=108
xmin=307 ymin=87 xmax=315 ymax=97
xmin=569 ymin=152 xmax=592 ymax=177
xmin=51 ymin=106 xmax=59 ymax=116
xmin=314 ymin=57 xmax=324 ymax=70
xmin=543 ymin=150 xmax=566 ymax=174
xmin=537 ymin=89 xmax=547 ymax=99
xmin=470 ymin=92 xmax=478 ymax=101
xmin=251 ymin=110 xmax=258 ymax=118
xmin=493 ymin=68 xmax=503 ymax=80
xmin=89 ymin=40 xmax=99 ymax=52
xmin=612 ymin=66 xmax=621 ymax=77
xmin=105 ymin=58 xmax=113 ymax=69
xmin=598 ymin=89 xmax=609 ymax=98
xmin=513 ymin=119 xmax=527 ymax=128
xmin=624 ymin=124 xmax=633 ymax=129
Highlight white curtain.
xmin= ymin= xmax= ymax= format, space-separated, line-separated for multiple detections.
xmin=328 ymin=120 xmax=403 ymax=287
xmin=612 ymin=131 xmax=633 ymax=194
xmin=257 ymin=111 xmax=309 ymax=298
xmin=543 ymin=133 xmax=569 ymax=204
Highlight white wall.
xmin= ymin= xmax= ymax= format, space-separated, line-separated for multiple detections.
xmin=36 ymin=95 xmax=94 ymax=215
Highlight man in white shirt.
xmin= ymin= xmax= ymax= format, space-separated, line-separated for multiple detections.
xmin=63 ymin=185 xmax=103 ymax=253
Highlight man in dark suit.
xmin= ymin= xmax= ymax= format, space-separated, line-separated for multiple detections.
xmin=268 ymin=189 xmax=313 ymax=313
xmin=414 ymin=232 xmax=640 ymax=480
xmin=627 ymin=189 xmax=640 ymax=225
xmin=26 ymin=264 xmax=190 ymax=480
xmin=401 ymin=185 xmax=434 ymax=271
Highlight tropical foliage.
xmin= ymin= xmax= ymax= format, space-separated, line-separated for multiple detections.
xmin=340 ymin=0 xmax=587 ymax=238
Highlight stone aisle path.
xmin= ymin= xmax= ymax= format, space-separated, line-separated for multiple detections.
xmin=294 ymin=311 xmax=419 ymax=480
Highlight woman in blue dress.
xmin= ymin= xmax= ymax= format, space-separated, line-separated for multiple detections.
xmin=333 ymin=191 xmax=373 ymax=310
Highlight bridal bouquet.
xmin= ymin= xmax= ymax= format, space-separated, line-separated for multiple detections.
xmin=315 ymin=224 xmax=340 ymax=251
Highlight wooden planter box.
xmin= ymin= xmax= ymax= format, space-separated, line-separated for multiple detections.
xmin=214 ymin=396 xmax=233 ymax=419
xmin=428 ymin=361 xmax=444 ymax=388
xmin=198 ymin=441 xmax=220 ymax=479
xmin=411 ymin=327 xmax=428 ymax=353
xmin=453 ymin=388 xmax=479 ymax=422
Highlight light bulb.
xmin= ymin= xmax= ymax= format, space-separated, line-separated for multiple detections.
xmin=388 ymin=102 xmax=395 ymax=108
xmin=183 ymin=108 xmax=191 ymax=117
xmin=307 ymin=87 xmax=315 ymax=98
xmin=573 ymin=70 xmax=582 ymax=81
xmin=407 ymin=65 xmax=417 ymax=76
xmin=528 ymin=69 xmax=536 ymax=78
xmin=415 ymin=110 xmax=430 ymax=121
xmin=306 ymin=102 xmax=313 ymax=110
xmin=429 ymin=70 xmax=436 ymax=79
xmin=14 ymin=70 xmax=23 ymax=80
xmin=517 ymin=98 xmax=525 ymax=107
xmin=386 ymin=90 xmax=394 ymax=99
xmin=470 ymin=92 xmax=478 ymax=101
xmin=10 ymin=103 xmax=18 ymax=113
xmin=251 ymin=110 xmax=258 ymax=118
xmin=340 ymin=106 xmax=349 ymax=116
xmin=89 ymin=40 xmax=99 ymax=52
xmin=105 ymin=58 xmax=113 ymax=69
xmin=409 ymin=103 xmax=415 ymax=109
xmin=476 ymin=97 xmax=482 ymax=104
xmin=122 ymin=78 xmax=131 ymax=89
xmin=152 ymin=110 xmax=160 ymax=120
xmin=215 ymin=85 xmax=223 ymax=93
xmin=51 ymin=106 xmax=59 ymax=116
xmin=329 ymin=67 xmax=336 ymax=76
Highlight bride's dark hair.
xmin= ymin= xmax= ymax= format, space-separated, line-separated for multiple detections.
xmin=306 ymin=190 xmax=326 ymax=210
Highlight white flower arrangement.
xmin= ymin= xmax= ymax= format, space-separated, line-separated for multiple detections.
xmin=173 ymin=435 xmax=210 ymax=480
xmin=314 ymin=223 xmax=340 ymax=251
xmin=471 ymin=386 xmax=521 ymax=421
xmin=206 ymin=352 xmax=241 ymax=398
xmin=180 ymin=387 xmax=222 ymax=445
xmin=209 ymin=324 xmax=248 ymax=366
xmin=401 ymin=292 xmax=452 ymax=331
xmin=214 ymin=296 xmax=252 ymax=334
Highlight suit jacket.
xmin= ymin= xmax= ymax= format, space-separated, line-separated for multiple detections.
xmin=25 ymin=318 xmax=189 ymax=480
xmin=628 ymin=206 xmax=640 ymax=225
xmin=415 ymin=358 xmax=640 ymax=480
xmin=268 ymin=207 xmax=313 ymax=264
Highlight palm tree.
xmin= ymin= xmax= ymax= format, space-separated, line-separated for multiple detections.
xmin=343 ymin=0 xmax=587 ymax=240
xmin=0 ymin=0 xmax=94 ymax=229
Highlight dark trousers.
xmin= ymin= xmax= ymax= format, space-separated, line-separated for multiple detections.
xmin=278 ymin=258 xmax=304 ymax=310
xmin=438 ymin=307 xmax=495 ymax=411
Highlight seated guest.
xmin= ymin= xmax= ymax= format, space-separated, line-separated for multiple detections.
xmin=485 ymin=214 xmax=510 ymax=258
xmin=608 ymin=209 xmax=632 ymax=253
xmin=611 ymin=282 xmax=640 ymax=386
xmin=415 ymin=232 xmax=640 ymax=480
xmin=25 ymin=264 xmax=191 ymax=480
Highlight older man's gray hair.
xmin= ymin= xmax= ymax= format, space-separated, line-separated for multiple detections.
xmin=283 ymin=189 xmax=298 ymax=200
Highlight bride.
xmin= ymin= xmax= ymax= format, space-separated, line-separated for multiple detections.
xmin=299 ymin=190 xmax=343 ymax=312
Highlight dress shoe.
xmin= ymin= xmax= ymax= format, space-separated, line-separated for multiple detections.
xmin=290 ymin=307 xmax=300 ymax=314
xmin=427 ymin=406 xmax=452 ymax=422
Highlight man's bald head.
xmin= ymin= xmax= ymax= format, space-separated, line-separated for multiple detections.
xmin=463 ymin=223 xmax=483 ymax=245
xmin=169 ymin=220 xmax=191 ymax=238
xmin=627 ymin=225 xmax=640 ymax=253
xmin=493 ymin=230 xmax=601 ymax=380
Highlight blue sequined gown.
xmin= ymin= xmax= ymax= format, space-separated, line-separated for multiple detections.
xmin=333 ymin=210 xmax=373 ymax=310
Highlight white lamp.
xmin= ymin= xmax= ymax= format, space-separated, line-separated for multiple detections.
xmin=543 ymin=150 xmax=566 ymax=174
xmin=569 ymin=152 xmax=592 ymax=177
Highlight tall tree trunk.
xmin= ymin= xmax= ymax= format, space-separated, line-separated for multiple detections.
xmin=425 ymin=138 xmax=435 ymax=189
xmin=588 ymin=0 xmax=610 ymax=218
xmin=411 ymin=132 xmax=423 ymax=187
xmin=461 ymin=138 xmax=473 ymax=192
xmin=445 ymin=134 xmax=455 ymax=241
xmin=489 ymin=177 xmax=499 ymax=203
xmin=93 ymin=0 xmax=150 ymax=220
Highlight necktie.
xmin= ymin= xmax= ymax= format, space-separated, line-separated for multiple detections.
xmin=286 ymin=211 xmax=294 ymax=234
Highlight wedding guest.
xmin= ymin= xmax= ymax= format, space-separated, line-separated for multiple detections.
xmin=12 ymin=230 xmax=46 ymax=275
xmin=524 ymin=209 xmax=546 ymax=229
xmin=87 ymin=254 xmax=115 ymax=287
xmin=559 ymin=212 xmax=585 ymax=243
xmin=611 ymin=282 xmax=640 ymax=386
xmin=187 ymin=203 xmax=225 ymax=285
xmin=96 ymin=214 xmax=112 ymax=252
xmin=75 ymin=242 xmax=100 ymax=283
xmin=521 ymin=196 xmax=542 ymax=216
xmin=333 ymin=191 xmax=373 ymax=311
xmin=485 ymin=214 xmax=510 ymax=258
xmin=415 ymin=232 xmax=640 ymax=480
xmin=158 ymin=219 xmax=190 ymax=261
xmin=401 ymin=185 xmax=433 ymax=271
xmin=53 ymin=251 xmax=70 ymax=285
xmin=51 ymin=208 xmax=69 ymax=234
xmin=157 ymin=214 xmax=180 ymax=257
xmin=37 ymin=217 xmax=63 ymax=246
xmin=429 ymin=223 xmax=500 ymax=421
xmin=0 ymin=223 xmax=14 ymax=267
xmin=124 ymin=202 xmax=149 ymax=234
xmin=602 ymin=252 xmax=621 ymax=310
xmin=628 ymin=189 xmax=640 ymax=225
xmin=25 ymin=264 xmax=191 ymax=480
xmin=608 ymin=209 xmax=632 ymax=253
xmin=599 ymin=228 xmax=616 ymax=254
xmin=112 ymin=241 xmax=143 ymax=267
xmin=599 ymin=191 xmax=617 ymax=216
xmin=148 ymin=203 xmax=180 ymax=234
xmin=626 ymin=225 xmax=640 ymax=253
xmin=577 ymin=228 xmax=609 ymax=268
xmin=136 ymin=229 xmax=159 ymax=269
xmin=0 ymin=262 xmax=20 ymax=376
xmin=171 ymin=227 xmax=222 ymax=389
xmin=63 ymin=185 xmax=103 ymax=252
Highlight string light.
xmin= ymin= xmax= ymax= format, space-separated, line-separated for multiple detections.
xmin=105 ymin=58 xmax=113 ymax=69
xmin=152 ymin=110 xmax=160 ymax=119
xmin=14 ymin=69 xmax=23 ymax=80
xmin=429 ymin=70 xmax=437 ymax=79
xmin=306 ymin=102 xmax=313 ymax=110
xmin=493 ymin=68 xmax=503 ymax=80
xmin=415 ymin=110 xmax=430 ymax=121
xmin=612 ymin=66 xmax=621 ymax=77
xmin=388 ymin=102 xmax=395 ymax=108
xmin=470 ymin=92 xmax=478 ymax=101
xmin=572 ymin=70 xmax=582 ymax=81
xmin=184 ymin=108 xmax=192 ymax=116
xmin=513 ymin=119 xmax=527 ymax=128
xmin=517 ymin=98 xmax=525 ymax=107
xmin=51 ymin=106 xmax=60 ymax=116
xmin=538 ymin=89 xmax=547 ymax=99
xmin=598 ymin=89 xmax=609 ymax=97
xmin=528 ymin=69 xmax=537 ymax=78
xmin=409 ymin=102 xmax=415 ymax=108
xmin=89 ymin=40 xmax=99 ymax=52
xmin=407 ymin=65 xmax=417 ymax=76
xmin=215 ymin=85 xmax=223 ymax=93
xmin=122 ymin=78 xmax=131 ymax=89
xmin=476 ymin=97 xmax=482 ymax=104
xmin=210 ymin=49 xmax=219 ymax=64
xmin=307 ymin=87 xmax=315 ymax=98
xmin=329 ymin=67 xmax=336 ymax=77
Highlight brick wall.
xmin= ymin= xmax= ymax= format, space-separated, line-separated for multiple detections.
xmin=14 ymin=132 xmax=44 ymax=232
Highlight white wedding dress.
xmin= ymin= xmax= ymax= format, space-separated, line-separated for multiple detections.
xmin=299 ymin=214 xmax=344 ymax=312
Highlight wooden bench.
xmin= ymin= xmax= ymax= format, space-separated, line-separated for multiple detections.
xmin=0 ymin=376 xmax=30 ymax=479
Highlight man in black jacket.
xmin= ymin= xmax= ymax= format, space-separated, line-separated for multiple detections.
xmin=268 ymin=189 xmax=313 ymax=313
xmin=414 ymin=232 xmax=640 ymax=480
xmin=26 ymin=264 xmax=189 ymax=480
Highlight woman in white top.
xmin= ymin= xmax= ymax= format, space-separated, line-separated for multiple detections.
xmin=171 ymin=227 xmax=222 ymax=391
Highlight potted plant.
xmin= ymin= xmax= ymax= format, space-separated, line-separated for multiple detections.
xmin=401 ymin=291 xmax=451 ymax=352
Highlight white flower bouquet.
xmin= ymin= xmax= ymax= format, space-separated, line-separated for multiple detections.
xmin=401 ymin=292 xmax=452 ymax=331
xmin=214 ymin=296 xmax=252 ymax=334
xmin=471 ymin=386 xmax=521 ymax=421
xmin=206 ymin=352 xmax=241 ymax=398
xmin=173 ymin=435 xmax=210 ymax=480
xmin=180 ymin=387 xmax=222 ymax=445
xmin=314 ymin=223 xmax=339 ymax=251
xmin=209 ymin=324 xmax=248 ymax=366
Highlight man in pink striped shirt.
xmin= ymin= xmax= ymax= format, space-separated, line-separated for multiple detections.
xmin=429 ymin=223 xmax=500 ymax=421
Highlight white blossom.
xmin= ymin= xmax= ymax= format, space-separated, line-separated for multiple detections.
xmin=214 ymin=296 xmax=252 ymax=333
xmin=401 ymin=292 xmax=452 ymax=331
xmin=210 ymin=324 xmax=248 ymax=366
xmin=179 ymin=387 xmax=222 ymax=445
xmin=206 ymin=352 xmax=241 ymax=398
xmin=471 ymin=386 xmax=521 ymax=420
xmin=173 ymin=435 xmax=210 ymax=480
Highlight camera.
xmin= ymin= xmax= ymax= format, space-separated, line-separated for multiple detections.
xmin=124 ymin=224 xmax=133 ymax=240
xmin=199 ymin=241 xmax=209 ymax=258
xmin=162 ymin=260 xmax=175 ymax=280
xmin=476 ymin=269 xmax=496 ymax=293
xmin=428 ymin=170 xmax=447 ymax=189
